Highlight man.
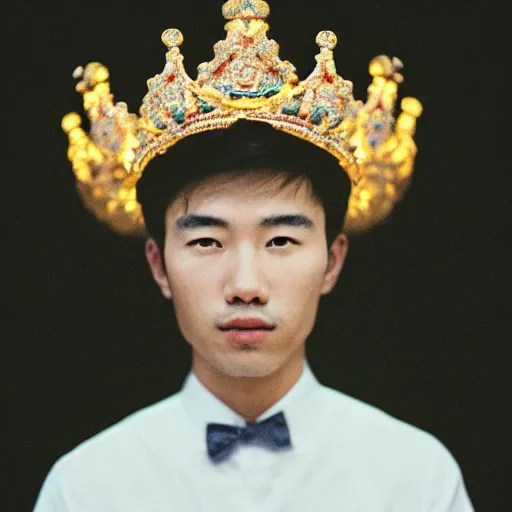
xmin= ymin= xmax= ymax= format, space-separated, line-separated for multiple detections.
xmin=34 ymin=121 xmax=473 ymax=510
xmin=35 ymin=1 xmax=473 ymax=510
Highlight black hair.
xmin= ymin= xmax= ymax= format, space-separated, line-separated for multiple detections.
xmin=136 ymin=120 xmax=351 ymax=250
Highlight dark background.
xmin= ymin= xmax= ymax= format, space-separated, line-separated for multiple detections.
xmin=4 ymin=0 xmax=508 ymax=510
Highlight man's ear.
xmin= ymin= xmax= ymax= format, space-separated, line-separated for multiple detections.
xmin=145 ymin=239 xmax=172 ymax=299
xmin=320 ymin=233 xmax=349 ymax=295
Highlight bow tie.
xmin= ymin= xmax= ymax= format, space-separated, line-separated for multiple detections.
xmin=206 ymin=411 xmax=292 ymax=464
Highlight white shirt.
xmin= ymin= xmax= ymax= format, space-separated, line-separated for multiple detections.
xmin=34 ymin=360 xmax=474 ymax=511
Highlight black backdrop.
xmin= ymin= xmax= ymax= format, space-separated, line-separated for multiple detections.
xmin=4 ymin=0 xmax=509 ymax=510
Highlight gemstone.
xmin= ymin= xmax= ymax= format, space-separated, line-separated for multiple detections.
xmin=198 ymin=100 xmax=216 ymax=114
xmin=151 ymin=112 xmax=167 ymax=130
xmin=310 ymin=106 xmax=328 ymax=125
xmin=171 ymin=107 xmax=185 ymax=124
xmin=161 ymin=29 xmax=184 ymax=48
xmin=316 ymin=31 xmax=337 ymax=50
xmin=282 ymin=98 xmax=301 ymax=116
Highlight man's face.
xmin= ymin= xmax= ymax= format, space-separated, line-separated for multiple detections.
xmin=147 ymin=171 xmax=348 ymax=379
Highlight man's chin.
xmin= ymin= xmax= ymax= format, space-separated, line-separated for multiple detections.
xmin=215 ymin=354 xmax=284 ymax=379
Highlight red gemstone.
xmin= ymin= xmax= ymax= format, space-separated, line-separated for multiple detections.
xmin=323 ymin=72 xmax=334 ymax=84
xmin=214 ymin=55 xmax=235 ymax=76
xmin=241 ymin=37 xmax=254 ymax=48
xmin=368 ymin=98 xmax=384 ymax=113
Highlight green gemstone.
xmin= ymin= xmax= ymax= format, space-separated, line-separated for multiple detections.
xmin=310 ymin=106 xmax=327 ymax=125
xmin=171 ymin=106 xmax=185 ymax=124
xmin=282 ymin=98 xmax=301 ymax=116
xmin=198 ymin=100 xmax=216 ymax=113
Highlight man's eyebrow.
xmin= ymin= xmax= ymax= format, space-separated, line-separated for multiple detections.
xmin=176 ymin=214 xmax=228 ymax=230
xmin=175 ymin=213 xmax=314 ymax=230
xmin=260 ymin=214 xmax=314 ymax=229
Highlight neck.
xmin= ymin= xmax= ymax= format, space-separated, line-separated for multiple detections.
xmin=192 ymin=349 xmax=305 ymax=422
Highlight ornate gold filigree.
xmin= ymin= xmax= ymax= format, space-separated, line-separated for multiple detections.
xmin=63 ymin=0 xmax=422 ymax=235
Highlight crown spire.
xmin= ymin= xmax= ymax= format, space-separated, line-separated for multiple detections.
xmin=222 ymin=0 xmax=270 ymax=20
xmin=196 ymin=1 xmax=297 ymax=101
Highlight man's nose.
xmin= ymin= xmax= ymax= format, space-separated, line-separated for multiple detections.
xmin=223 ymin=247 xmax=269 ymax=305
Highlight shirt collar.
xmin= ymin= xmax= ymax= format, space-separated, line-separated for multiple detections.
xmin=179 ymin=359 xmax=324 ymax=449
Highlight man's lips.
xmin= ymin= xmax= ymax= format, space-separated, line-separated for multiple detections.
xmin=218 ymin=319 xmax=275 ymax=344
xmin=218 ymin=318 xmax=275 ymax=330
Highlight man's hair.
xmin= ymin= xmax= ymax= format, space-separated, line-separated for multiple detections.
xmin=136 ymin=120 xmax=352 ymax=250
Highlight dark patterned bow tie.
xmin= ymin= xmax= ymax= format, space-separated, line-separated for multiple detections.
xmin=206 ymin=411 xmax=292 ymax=464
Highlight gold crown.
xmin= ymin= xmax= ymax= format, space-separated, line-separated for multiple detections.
xmin=62 ymin=0 xmax=422 ymax=235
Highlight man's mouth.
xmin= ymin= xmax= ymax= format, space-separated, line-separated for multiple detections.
xmin=218 ymin=327 xmax=275 ymax=331
xmin=219 ymin=326 xmax=274 ymax=344
xmin=219 ymin=318 xmax=275 ymax=330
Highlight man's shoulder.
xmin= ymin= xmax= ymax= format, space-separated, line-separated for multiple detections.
xmin=319 ymin=384 xmax=460 ymax=474
xmin=318 ymin=385 xmax=472 ymax=508
xmin=54 ymin=390 xmax=183 ymax=475
xmin=34 ymin=392 xmax=186 ymax=510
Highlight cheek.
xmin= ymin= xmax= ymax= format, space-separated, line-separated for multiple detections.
xmin=166 ymin=277 xmax=212 ymax=339
xmin=165 ymin=256 xmax=222 ymax=327
xmin=168 ymin=268 xmax=217 ymax=306
xmin=166 ymin=249 xmax=217 ymax=292
xmin=269 ymin=249 xmax=327 ymax=298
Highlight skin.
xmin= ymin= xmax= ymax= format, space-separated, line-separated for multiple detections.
xmin=145 ymin=171 xmax=348 ymax=422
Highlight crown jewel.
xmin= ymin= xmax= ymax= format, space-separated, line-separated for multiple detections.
xmin=62 ymin=0 xmax=422 ymax=235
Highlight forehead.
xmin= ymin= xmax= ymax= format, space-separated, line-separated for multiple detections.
xmin=167 ymin=171 xmax=323 ymax=220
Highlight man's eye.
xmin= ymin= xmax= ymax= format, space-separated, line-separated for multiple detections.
xmin=188 ymin=238 xmax=221 ymax=248
xmin=267 ymin=237 xmax=298 ymax=248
